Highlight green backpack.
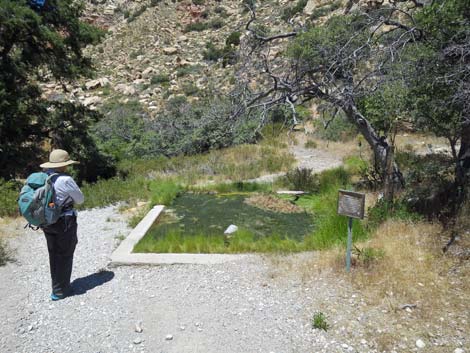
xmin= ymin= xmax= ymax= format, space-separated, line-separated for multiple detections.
xmin=18 ymin=172 xmax=62 ymax=228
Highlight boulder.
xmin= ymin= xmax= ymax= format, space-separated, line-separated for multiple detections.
xmin=163 ymin=47 xmax=178 ymax=55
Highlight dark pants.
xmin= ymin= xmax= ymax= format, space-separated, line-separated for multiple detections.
xmin=42 ymin=215 xmax=78 ymax=297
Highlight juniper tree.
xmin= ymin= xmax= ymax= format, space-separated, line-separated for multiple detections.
xmin=0 ymin=0 xmax=112 ymax=181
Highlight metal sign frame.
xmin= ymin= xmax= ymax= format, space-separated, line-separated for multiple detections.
xmin=337 ymin=190 xmax=366 ymax=272
xmin=337 ymin=190 xmax=366 ymax=220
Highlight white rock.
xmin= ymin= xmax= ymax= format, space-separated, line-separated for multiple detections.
xmin=135 ymin=321 xmax=143 ymax=333
xmin=416 ymin=339 xmax=426 ymax=349
xmin=454 ymin=349 xmax=464 ymax=353
xmin=224 ymin=225 xmax=238 ymax=235
xmin=165 ymin=334 xmax=173 ymax=341
xmin=163 ymin=47 xmax=178 ymax=55
xmin=133 ymin=338 xmax=142 ymax=345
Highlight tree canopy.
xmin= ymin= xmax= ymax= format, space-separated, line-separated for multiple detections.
xmin=0 ymin=0 xmax=112 ymax=181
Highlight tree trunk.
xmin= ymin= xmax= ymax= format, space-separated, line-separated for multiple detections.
xmin=343 ymin=104 xmax=404 ymax=195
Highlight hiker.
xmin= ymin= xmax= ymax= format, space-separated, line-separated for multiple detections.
xmin=39 ymin=149 xmax=84 ymax=301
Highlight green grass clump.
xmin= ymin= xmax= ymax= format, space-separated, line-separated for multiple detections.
xmin=183 ymin=21 xmax=209 ymax=32
xmin=297 ymin=167 xmax=367 ymax=249
xmin=312 ymin=312 xmax=330 ymax=331
xmin=281 ymin=0 xmax=308 ymax=21
xmin=367 ymin=199 xmax=421 ymax=230
xmin=149 ymin=180 xmax=182 ymax=206
xmin=150 ymin=74 xmax=170 ymax=85
xmin=176 ymin=64 xmax=203 ymax=77
xmin=79 ymin=176 xmax=152 ymax=209
xmin=0 ymin=239 xmax=12 ymax=266
xmin=134 ymin=229 xmax=305 ymax=254
xmin=0 ymin=179 xmax=20 ymax=217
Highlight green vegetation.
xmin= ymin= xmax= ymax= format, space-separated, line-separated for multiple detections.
xmin=284 ymin=168 xmax=319 ymax=193
xmin=176 ymin=64 xmax=203 ymax=77
xmin=281 ymin=0 xmax=308 ymax=22
xmin=309 ymin=1 xmax=342 ymax=20
xmin=0 ymin=179 xmax=21 ymax=217
xmin=134 ymin=193 xmax=314 ymax=253
xmin=150 ymin=74 xmax=170 ymax=85
xmin=78 ymin=143 xmax=294 ymax=209
xmin=0 ymin=239 xmax=11 ymax=267
xmin=133 ymin=166 xmax=368 ymax=254
xmin=127 ymin=5 xmax=147 ymax=23
xmin=0 ymin=0 xmax=109 ymax=181
xmin=312 ymin=312 xmax=330 ymax=331
xmin=226 ymin=31 xmax=241 ymax=47
xmin=352 ymin=245 xmax=385 ymax=268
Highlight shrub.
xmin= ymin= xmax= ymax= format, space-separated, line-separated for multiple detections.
xmin=150 ymin=0 xmax=162 ymax=6
xmin=367 ymin=199 xmax=421 ymax=230
xmin=0 ymin=239 xmax=12 ymax=267
xmin=209 ymin=18 xmax=224 ymax=29
xmin=183 ymin=21 xmax=209 ymax=32
xmin=127 ymin=5 xmax=147 ymax=23
xmin=192 ymin=0 xmax=204 ymax=5
xmin=203 ymin=42 xmax=225 ymax=61
xmin=181 ymin=82 xmax=199 ymax=96
xmin=304 ymin=139 xmax=317 ymax=149
xmin=285 ymin=168 xmax=320 ymax=192
xmin=352 ymin=245 xmax=385 ymax=268
xmin=226 ymin=31 xmax=241 ymax=46
xmin=214 ymin=6 xmax=228 ymax=17
xmin=0 ymin=179 xmax=21 ymax=217
xmin=313 ymin=110 xmax=357 ymax=142
xmin=312 ymin=312 xmax=330 ymax=331
xmin=176 ymin=64 xmax=203 ymax=77
xmin=310 ymin=0 xmax=342 ymax=20
xmin=150 ymin=74 xmax=170 ymax=85
xmin=281 ymin=0 xmax=308 ymax=22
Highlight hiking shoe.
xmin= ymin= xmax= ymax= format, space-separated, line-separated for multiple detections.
xmin=50 ymin=293 xmax=64 ymax=301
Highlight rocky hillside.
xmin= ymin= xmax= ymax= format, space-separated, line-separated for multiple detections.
xmin=42 ymin=0 xmax=346 ymax=116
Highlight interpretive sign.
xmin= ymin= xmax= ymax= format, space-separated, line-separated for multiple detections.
xmin=337 ymin=190 xmax=366 ymax=272
xmin=337 ymin=190 xmax=365 ymax=220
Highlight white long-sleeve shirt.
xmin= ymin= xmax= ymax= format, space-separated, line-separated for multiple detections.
xmin=50 ymin=174 xmax=84 ymax=215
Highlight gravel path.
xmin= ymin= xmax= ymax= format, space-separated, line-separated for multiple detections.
xmin=0 ymin=206 xmax=372 ymax=353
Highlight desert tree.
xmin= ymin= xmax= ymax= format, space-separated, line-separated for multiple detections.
xmin=0 ymin=0 xmax=113 ymax=181
xmin=235 ymin=1 xmax=435 ymax=198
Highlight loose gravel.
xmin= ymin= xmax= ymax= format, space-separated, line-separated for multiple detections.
xmin=1 ymin=207 xmax=468 ymax=352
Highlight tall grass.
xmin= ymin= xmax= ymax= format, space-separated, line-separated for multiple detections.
xmin=298 ymin=167 xmax=367 ymax=249
xmin=0 ymin=239 xmax=11 ymax=266
xmin=0 ymin=179 xmax=21 ymax=217
xmin=134 ymin=229 xmax=306 ymax=253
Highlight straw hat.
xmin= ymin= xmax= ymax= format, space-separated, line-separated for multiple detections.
xmin=40 ymin=149 xmax=79 ymax=169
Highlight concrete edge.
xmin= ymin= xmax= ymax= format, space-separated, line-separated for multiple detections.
xmin=109 ymin=205 xmax=247 ymax=266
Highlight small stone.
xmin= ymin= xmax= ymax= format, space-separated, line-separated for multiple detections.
xmin=133 ymin=338 xmax=142 ymax=345
xmin=165 ymin=334 xmax=173 ymax=341
xmin=454 ymin=349 xmax=464 ymax=353
xmin=416 ymin=339 xmax=426 ymax=349
xmin=163 ymin=47 xmax=178 ymax=55
xmin=360 ymin=339 xmax=367 ymax=345
xmin=135 ymin=322 xmax=143 ymax=333
xmin=179 ymin=326 xmax=185 ymax=331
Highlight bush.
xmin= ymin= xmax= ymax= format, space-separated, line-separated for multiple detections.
xmin=150 ymin=74 xmax=170 ymax=85
xmin=352 ymin=245 xmax=385 ymax=268
xmin=312 ymin=312 xmax=330 ymax=331
xmin=209 ymin=18 xmax=224 ymax=29
xmin=285 ymin=168 xmax=320 ymax=192
xmin=0 ymin=239 xmax=12 ymax=267
xmin=0 ymin=179 xmax=21 ymax=217
xmin=176 ymin=64 xmax=203 ymax=77
xmin=281 ymin=0 xmax=308 ymax=22
xmin=181 ymin=83 xmax=199 ymax=96
xmin=192 ymin=0 xmax=204 ymax=4
xmin=367 ymin=199 xmax=421 ymax=230
xmin=313 ymin=115 xmax=357 ymax=142
xmin=304 ymin=139 xmax=317 ymax=149
xmin=226 ymin=31 xmax=241 ymax=46
xmin=183 ymin=21 xmax=209 ymax=32
xmin=203 ymin=42 xmax=225 ymax=61
xmin=310 ymin=0 xmax=342 ymax=20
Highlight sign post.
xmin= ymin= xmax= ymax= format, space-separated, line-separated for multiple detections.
xmin=337 ymin=190 xmax=365 ymax=272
